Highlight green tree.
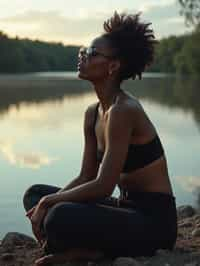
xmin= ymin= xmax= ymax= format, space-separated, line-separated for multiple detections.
xmin=149 ymin=35 xmax=186 ymax=73
xmin=0 ymin=31 xmax=80 ymax=73
xmin=179 ymin=0 xmax=200 ymax=26
xmin=174 ymin=30 xmax=200 ymax=74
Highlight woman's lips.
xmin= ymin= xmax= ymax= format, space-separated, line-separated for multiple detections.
xmin=77 ymin=62 xmax=84 ymax=70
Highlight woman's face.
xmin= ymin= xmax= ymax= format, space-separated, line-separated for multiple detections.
xmin=77 ymin=36 xmax=118 ymax=82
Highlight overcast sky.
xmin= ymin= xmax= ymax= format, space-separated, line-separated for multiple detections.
xmin=0 ymin=0 xmax=191 ymax=45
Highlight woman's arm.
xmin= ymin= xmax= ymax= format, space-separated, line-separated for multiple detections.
xmin=56 ymin=175 xmax=89 ymax=194
xmin=41 ymin=105 xmax=133 ymax=208
xmin=56 ymin=103 xmax=100 ymax=194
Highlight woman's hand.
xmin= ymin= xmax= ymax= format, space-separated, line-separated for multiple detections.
xmin=26 ymin=205 xmax=36 ymax=219
xmin=26 ymin=197 xmax=49 ymax=246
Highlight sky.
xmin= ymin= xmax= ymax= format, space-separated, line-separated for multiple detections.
xmin=0 ymin=0 xmax=191 ymax=46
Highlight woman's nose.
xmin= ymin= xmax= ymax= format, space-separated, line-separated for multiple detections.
xmin=78 ymin=53 xmax=87 ymax=64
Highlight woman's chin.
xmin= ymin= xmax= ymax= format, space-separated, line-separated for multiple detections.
xmin=77 ymin=70 xmax=88 ymax=80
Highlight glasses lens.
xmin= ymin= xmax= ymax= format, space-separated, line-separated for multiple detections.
xmin=78 ymin=46 xmax=87 ymax=57
xmin=88 ymin=47 xmax=99 ymax=58
xmin=79 ymin=46 xmax=100 ymax=59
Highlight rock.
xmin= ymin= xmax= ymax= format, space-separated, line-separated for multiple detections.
xmin=2 ymin=245 xmax=14 ymax=253
xmin=191 ymin=228 xmax=200 ymax=237
xmin=2 ymin=232 xmax=37 ymax=248
xmin=177 ymin=206 xmax=196 ymax=219
xmin=193 ymin=214 xmax=200 ymax=223
xmin=1 ymin=252 xmax=14 ymax=261
xmin=179 ymin=221 xmax=193 ymax=228
xmin=113 ymin=257 xmax=143 ymax=266
xmin=196 ymin=222 xmax=200 ymax=228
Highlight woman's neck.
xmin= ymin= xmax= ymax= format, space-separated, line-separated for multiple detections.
xmin=93 ymin=79 xmax=122 ymax=114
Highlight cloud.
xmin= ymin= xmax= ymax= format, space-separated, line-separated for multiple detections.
xmin=0 ymin=139 xmax=59 ymax=169
xmin=141 ymin=2 xmax=189 ymax=38
xmin=0 ymin=10 xmax=105 ymax=45
xmin=139 ymin=0 xmax=175 ymax=13
xmin=0 ymin=2 xmax=189 ymax=45
xmin=3 ymin=96 xmax=86 ymax=129
xmin=175 ymin=176 xmax=200 ymax=193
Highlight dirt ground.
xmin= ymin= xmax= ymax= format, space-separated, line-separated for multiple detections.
xmin=1 ymin=209 xmax=200 ymax=266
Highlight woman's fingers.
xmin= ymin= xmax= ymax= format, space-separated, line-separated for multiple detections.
xmin=32 ymin=223 xmax=44 ymax=246
xmin=26 ymin=206 xmax=36 ymax=217
xmin=30 ymin=209 xmax=47 ymax=246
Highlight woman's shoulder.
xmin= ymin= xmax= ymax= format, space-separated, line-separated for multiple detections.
xmin=85 ymin=101 xmax=99 ymax=117
xmin=83 ymin=101 xmax=99 ymax=131
xmin=112 ymin=91 xmax=144 ymax=116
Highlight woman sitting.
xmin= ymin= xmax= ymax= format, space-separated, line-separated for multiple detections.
xmin=23 ymin=11 xmax=177 ymax=266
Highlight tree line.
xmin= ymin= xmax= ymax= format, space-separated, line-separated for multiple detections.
xmin=0 ymin=28 xmax=199 ymax=75
xmin=0 ymin=31 xmax=80 ymax=73
xmin=148 ymin=25 xmax=200 ymax=74
xmin=0 ymin=0 xmax=200 ymax=75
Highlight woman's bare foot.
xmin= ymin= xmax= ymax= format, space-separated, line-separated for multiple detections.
xmin=35 ymin=248 xmax=104 ymax=265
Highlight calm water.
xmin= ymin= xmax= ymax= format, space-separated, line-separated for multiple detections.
xmin=0 ymin=72 xmax=200 ymax=239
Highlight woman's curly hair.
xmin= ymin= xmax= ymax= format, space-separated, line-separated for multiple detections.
xmin=102 ymin=11 xmax=157 ymax=81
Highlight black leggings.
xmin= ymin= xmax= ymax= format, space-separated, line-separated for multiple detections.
xmin=23 ymin=184 xmax=177 ymax=258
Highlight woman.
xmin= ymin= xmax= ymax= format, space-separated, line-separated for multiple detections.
xmin=23 ymin=11 xmax=177 ymax=265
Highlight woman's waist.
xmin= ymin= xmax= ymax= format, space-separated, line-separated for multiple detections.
xmin=119 ymin=187 xmax=174 ymax=200
xmin=119 ymin=163 xmax=171 ymax=192
xmin=118 ymin=189 xmax=177 ymax=214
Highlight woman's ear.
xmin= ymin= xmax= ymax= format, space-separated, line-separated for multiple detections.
xmin=108 ymin=60 xmax=121 ymax=75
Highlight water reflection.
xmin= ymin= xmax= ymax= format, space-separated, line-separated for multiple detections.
xmin=0 ymin=139 xmax=58 ymax=169
xmin=123 ymin=76 xmax=200 ymax=130
xmin=0 ymin=75 xmax=199 ymax=129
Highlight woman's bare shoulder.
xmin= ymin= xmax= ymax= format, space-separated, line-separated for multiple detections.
xmin=114 ymin=91 xmax=144 ymax=114
xmin=85 ymin=101 xmax=99 ymax=116
xmin=83 ymin=101 xmax=99 ymax=129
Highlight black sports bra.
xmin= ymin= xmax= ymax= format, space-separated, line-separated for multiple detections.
xmin=94 ymin=101 xmax=164 ymax=173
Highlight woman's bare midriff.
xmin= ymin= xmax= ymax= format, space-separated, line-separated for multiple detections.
xmin=118 ymin=155 xmax=174 ymax=196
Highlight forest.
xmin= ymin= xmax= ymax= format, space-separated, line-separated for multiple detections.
xmin=0 ymin=0 xmax=199 ymax=74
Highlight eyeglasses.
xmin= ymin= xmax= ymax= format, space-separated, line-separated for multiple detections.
xmin=78 ymin=46 xmax=115 ymax=59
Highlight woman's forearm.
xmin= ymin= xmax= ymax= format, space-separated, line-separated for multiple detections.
xmin=56 ymin=175 xmax=89 ymax=194
xmin=44 ymin=178 xmax=110 ymax=207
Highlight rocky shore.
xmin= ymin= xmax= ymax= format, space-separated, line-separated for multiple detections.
xmin=1 ymin=205 xmax=200 ymax=266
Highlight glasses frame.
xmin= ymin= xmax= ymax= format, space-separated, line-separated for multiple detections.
xmin=78 ymin=46 xmax=116 ymax=59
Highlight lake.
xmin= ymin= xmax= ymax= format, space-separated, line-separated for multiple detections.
xmin=0 ymin=72 xmax=200 ymax=239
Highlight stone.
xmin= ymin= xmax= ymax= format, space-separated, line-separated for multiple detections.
xmin=191 ymin=228 xmax=200 ymax=237
xmin=2 ymin=245 xmax=13 ymax=253
xmin=113 ymin=257 xmax=143 ymax=266
xmin=177 ymin=206 xmax=196 ymax=219
xmin=1 ymin=252 xmax=14 ymax=261
xmin=2 ymin=232 xmax=37 ymax=248
xmin=195 ymin=222 xmax=200 ymax=228
xmin=193 ymin=214 xmax=200 ymax=223
xmin=179 ymin=221 xmax=193 ymax=228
